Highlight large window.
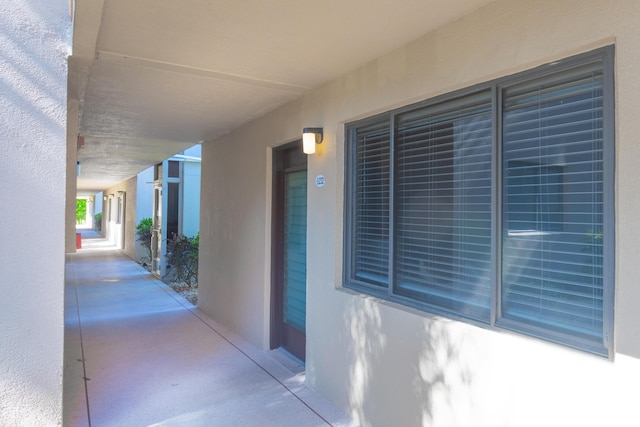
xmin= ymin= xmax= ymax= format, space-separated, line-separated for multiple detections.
xmin=344 ymin=47 xmax=614 ymax=356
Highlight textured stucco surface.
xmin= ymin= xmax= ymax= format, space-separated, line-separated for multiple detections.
xmin=0 ymin=1 xmax=69 ymax=425
xmin=199 ymin=0 xmax=640 ymax=426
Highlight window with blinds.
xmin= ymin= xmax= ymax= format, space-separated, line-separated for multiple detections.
xmin=500 ymin=61 xmax=608 ymax=353
xmin=344 ymin=47 xmax=614 ymax=356
xmin=350 ymin=119 xmax=391 ymax=288
xmin=394 ymin=92 xmax=493 ymax=321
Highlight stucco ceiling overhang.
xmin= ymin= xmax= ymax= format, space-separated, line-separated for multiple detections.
xmin=70 ymin=0 xmax=497 ymax=196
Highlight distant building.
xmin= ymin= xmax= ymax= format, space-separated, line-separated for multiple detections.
xmin=149 ymin=145 xmax=201 ymax=277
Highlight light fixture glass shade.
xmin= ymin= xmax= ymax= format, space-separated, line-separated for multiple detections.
xmin=303 ymin=132 xmax=317 ymax=154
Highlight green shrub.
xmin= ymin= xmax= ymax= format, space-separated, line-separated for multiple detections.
xmin=136 ymin=218 xmax=153 ymax=262
xmin=166 ymin=233 xmax=199 ymax=286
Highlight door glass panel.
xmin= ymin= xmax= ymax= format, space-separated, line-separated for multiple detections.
xmin=283 ymin=170 xmax=307 ymax=331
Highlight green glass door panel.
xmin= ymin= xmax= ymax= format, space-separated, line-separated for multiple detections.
xmin=283 ymin=170 xmax=307 ymax=331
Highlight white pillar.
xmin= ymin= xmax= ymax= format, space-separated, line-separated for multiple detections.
xmin=0 ymin=1 xmax=69 ymax=425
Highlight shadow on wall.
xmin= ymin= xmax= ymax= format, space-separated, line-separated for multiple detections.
xmin=415 ymin=318 xmax=476 ymax=426
xmin=345 ymin=297 xmax=386 ymax=424
xmin=344 ymin=298 xmax=476 ymax=427
xmin=0 ymin=2 xmax=69 ymax=426
xmin=0 ymin=4 xmax=67 ymax=137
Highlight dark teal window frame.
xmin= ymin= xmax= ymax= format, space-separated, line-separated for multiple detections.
xmin=344 ymin=46 xmax=615 ymax=357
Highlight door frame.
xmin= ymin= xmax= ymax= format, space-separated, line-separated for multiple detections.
xmin=270 ymin=141 xmax=307 ymax=361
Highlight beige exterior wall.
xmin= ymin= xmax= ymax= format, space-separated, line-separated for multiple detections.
xmin=0 ymin=1 xmax=69 ymax=425
xmin=200 ymin=101 xmax=303 ymax=346
xmin=199 ymin=0 xmax=640 ymax=425
xmin=66 ymin=99 xmax=80 ymax=254
xmin=104 ymin=177 xmax=138 ymax=261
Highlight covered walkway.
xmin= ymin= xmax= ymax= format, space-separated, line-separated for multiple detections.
xmin=63 ymin=231 xmax=355 ymax=427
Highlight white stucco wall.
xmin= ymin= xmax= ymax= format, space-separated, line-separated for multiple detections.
xmin=136 ymin=167 xmax=154 ymax=222
xmin=95 ymin=191 xmax=103 ymax=216
xmin=184 ymin=143 xmax=202 ymax=161
xmin=199 ymin=0 xmax=640 ymax=426
xmin=135 ymin=167 xmax=154 ymax=261
xmin=182 ymin=160 xmax=201 ymax=238
xmin=178 ymin=144 xmax=202 ymax=239
xmin=0 ymin=1 xmax=69 ymax=425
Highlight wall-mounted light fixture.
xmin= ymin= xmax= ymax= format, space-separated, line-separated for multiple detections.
xmin=302 ymin=127 xmax=323 ymax=154
xmin=76 ymin=161 xmax=81 ymax=176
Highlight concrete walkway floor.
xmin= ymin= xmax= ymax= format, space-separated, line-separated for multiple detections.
xmin=64 ymin=231 xmax=356 ymax=427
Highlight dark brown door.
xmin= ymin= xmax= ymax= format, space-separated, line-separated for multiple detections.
xmin=271 ymin=142 xmax=307 ymax=361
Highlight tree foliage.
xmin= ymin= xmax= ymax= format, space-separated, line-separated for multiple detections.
xmin=76 ymin=199 xmax=87 ymax=224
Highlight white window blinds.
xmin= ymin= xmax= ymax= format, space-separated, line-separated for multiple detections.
xmin=500 ymin=62 xmax=606 ymax=352
xmin=394 ymin=92 xmax=493 ymax=321
xmin=351 ymin=120 xmax=391 ymax=288
xmin=345 ymin=47 xmax=613 ymax=356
